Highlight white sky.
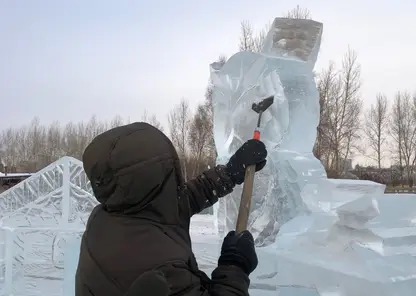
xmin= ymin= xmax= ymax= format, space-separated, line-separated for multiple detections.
xmin=1 ymin=0 xmax=415 ymax=165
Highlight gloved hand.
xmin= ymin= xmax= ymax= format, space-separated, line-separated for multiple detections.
xmin=218 ymin=230 xmax=258 ymax=275
xmin=226 ymin=139 xmax=267 ymax=185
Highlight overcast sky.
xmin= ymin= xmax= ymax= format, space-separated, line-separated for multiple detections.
xmin=1 ymin=0 xmax=415 ymax=138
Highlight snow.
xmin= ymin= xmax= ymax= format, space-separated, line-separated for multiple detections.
xmin=0 ymin=159 xmax=415 ymax=295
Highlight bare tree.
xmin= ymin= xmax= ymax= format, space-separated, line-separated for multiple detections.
xmin=26 ymin=117 xmax=47 ymax=169
xmin=0 ymin=115 xmax=129 ymax=171
xmin=203 ymin=88 xmax=217 ymax=168
xmin=390 ymin=92 xmax=405 ymax=179
xmin=399 ymin=93 xmax=415 ymax=182
xmin=46 ymin=121 xmax=63 ymax=163
xmin=0 ymin=127 xmax=19 ymax=167
xmin=390 ymin=91 xmax=416 ymax=182
xmin=15 ymin=125 xmax=29 ymax=166
xmin=188 ymin=103 xmax=214 ymax=176
xmin=314 ymin=62 xmax=338 ymax=168
xmin=283 ymin=5 xmax=312 ymax=19
xmin=239 ymin=21 xmax=256 ymax=51
xmin=321 ymin=48 xmax=362 ymax=175
xmin=141 ymin=110 xmax=164 ymax=131
xmin=62 ymin=122 xmax=81 ymax=159
xmin=168 ymin=99 xmax=191 ymax=180
xmin=364 ymin=93 xmax=389 ymax=168
xmin=238 ymin=21 xmax=271 ymax=53
xmin=109 ymin=115 xmax=124 ymax=128
xmin=77 ymin=121 xmax=90 ymax=159
xmin=85 ymin=115 xmax=109 ymax=139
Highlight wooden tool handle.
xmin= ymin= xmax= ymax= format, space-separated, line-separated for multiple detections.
xmin=235 ymin=164 xmax=256 ymax=233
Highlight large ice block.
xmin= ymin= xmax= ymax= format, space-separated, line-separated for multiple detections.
xmin=262 ymin=18 xmax=322 ymax=67
xmin=369 ymin=194 xmax=416 ymax=256
xmin=191 ymin=193 xmax=416 ymax=295
xmin=63 ymin=236 xmax=82 ymax=296
xmin=0 ymin=157 xmax=97 ymax=296
xmin=211 ymin=18 xmax=326 ymax=244
xmin=266 ymin=183 xmax=416 ymax=296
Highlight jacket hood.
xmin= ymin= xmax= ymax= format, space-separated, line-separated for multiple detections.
xmin=82 ymin=122 xmax=184 ymax=223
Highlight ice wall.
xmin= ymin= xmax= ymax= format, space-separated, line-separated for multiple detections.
xmin=0 ymin=157 xmax=98 ymax=296
xmin=211 ymin=18 xmax=326 ymax=244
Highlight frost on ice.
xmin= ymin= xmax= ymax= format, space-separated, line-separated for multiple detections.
xmin=211 ymin=17 xmax=326 ymax=244
xmin=0 ymin=156 xmax=98 ymax=296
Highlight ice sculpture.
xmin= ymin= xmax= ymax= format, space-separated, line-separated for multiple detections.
xmin=0 ymin=156 xmax=98 ymax=296
xmin=210 ymin=17 xmax=416 ymax=295
xmin=267 ymin=180 xmax=416 ymax=295
xmin=190 ymin=190 xmax=416 ymax=295
xmin=211 ymin=18 xmax=326 ymax=244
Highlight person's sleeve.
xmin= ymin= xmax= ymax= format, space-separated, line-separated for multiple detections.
xmin=182 ymin=165 xmax=235 ymax=216
xmin=208 ymin=265 xmax=250 ymax=296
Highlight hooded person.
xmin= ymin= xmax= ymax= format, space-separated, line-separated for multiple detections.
xmin=75 ymin=122 xmax=267 ymax=296
xmin=124 ymin=270 xmax=170 ymax=296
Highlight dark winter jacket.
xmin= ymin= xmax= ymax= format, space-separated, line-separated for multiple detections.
xmin=75 ymin=122 xmax=251 ymax=296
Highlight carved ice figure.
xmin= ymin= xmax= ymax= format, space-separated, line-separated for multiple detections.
xmin=211 ymin=18 xmax=326 ymax=244
xmin=209 ymin=18 xmax=416 ymax=294
xmin=0 ymin=156 xmax=98 ymax=296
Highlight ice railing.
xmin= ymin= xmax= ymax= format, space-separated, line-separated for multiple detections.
xmin=0 ymin=156 xmax=97 ymax=296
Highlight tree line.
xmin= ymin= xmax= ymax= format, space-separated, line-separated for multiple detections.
xmin=0 ymin=6 xmax=414 ymax=186
xmin=0 ymin=112 xmax=162 ymax=172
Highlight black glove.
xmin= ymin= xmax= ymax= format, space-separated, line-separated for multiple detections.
xmin=125 ymin=270 xmax=170 ymax=296
xmin=226 ymin=139 xmax=267 ymax=185
xmin=218 ymin=230 xmax=258 ymax=275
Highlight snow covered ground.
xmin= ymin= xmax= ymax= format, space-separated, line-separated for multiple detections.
xmin=190 ymin=214 xmax=318 ymax=296
xmin=0 ymin=156 xmax=414 ymax=296
xmin=0 ymin=200 xmax=415 ymax=296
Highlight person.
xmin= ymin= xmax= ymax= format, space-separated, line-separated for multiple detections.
xmin=124 ymin=270 xmax=170 ymax=296
xmin=75 ymin=122 xmax=268 ymax=296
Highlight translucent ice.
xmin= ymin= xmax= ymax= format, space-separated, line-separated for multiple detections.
xmin=210 ymin=17 xmax=416 ymax=295
xmin=211 ymin=18 xmax=326 ymax=243
xmin=189 ymin=197 xmax=416 ymax=296
xmin=267 ymin=183 xmax=416 ymax=295
xmin=63 ymin=236 xmax=81 ymax=296
xmin=0 ymin=157 xmax=97 ymax=296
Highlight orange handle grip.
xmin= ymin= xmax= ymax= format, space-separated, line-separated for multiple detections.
xmin=253 ymin=130 xmax=260 ymax=140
